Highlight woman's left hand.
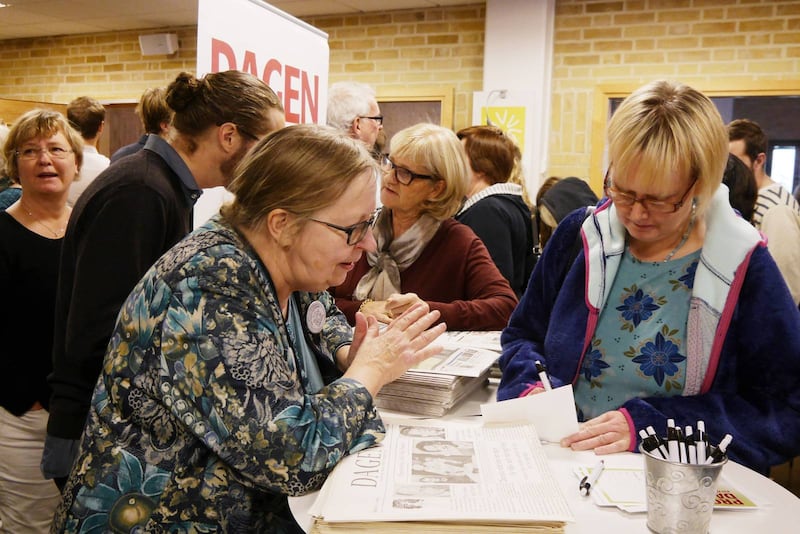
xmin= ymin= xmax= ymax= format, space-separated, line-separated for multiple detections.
xmin=560 ymin=410 xmax=631 ymax=455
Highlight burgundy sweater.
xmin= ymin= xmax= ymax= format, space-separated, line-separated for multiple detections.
xmin=331 ymin=218 xmax=518 ymax=331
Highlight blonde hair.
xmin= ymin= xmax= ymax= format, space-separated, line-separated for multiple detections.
xmin=221 ymin=124 xmax=377 ymax=231
xmin=607 ymin=80 xmax=727 ymax=216
xmin=3 ymin=109 xmax=84 ymax=184
xmin=389 ymin=123 xmax=469 ymax=220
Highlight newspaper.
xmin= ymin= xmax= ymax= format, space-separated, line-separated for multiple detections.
xmin=407 ymin=344 xmax=498 ymax=378
xmin=437 ymin=330 xmax=502 ymax=352
xmin=435 ymin=330 xmax=504 ymax=380
xmin=309 ymin=419 xmax=573 ymax=532
xmin=374 ymin=332 xmax=501 ymax=416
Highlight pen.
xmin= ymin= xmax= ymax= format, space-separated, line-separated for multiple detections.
xmin=666 ymin=419 xmax=680 ymax=462
xmin=534 ymin=360 xmax=553 ymax=391
xmin=645 ymin=425 xmax=670 ymax=460
xmin=704 ymin=434 xmax=733 ymax=464
xmin=639 ymin=428 xmax=667 ymax=460
xmin=579 ymin=459 xmax=605 ymax=496
xmin=685 ymin=425 xmax=697 ymax=464
xmin=676 ymin=426 xmax=686 ymax=463
xmin=696 ymin=420 xmax=708 ymax=464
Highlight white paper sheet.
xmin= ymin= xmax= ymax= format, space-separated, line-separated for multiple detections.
xmin=479 ymin=384 xmax=580 ymax=443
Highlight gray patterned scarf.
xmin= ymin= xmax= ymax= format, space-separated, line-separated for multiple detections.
xmin=354 ymin=209 xmax=441 ymax=300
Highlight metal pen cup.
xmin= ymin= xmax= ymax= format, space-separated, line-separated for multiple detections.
xmin=639 ymin=444 xmax=727 ymax=534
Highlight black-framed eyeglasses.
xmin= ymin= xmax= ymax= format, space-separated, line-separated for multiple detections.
xmin=307 ymin=210 xmax=380 ymax=245
xmin=16 ymin=146 xmax=73 ymax=160
xmin=358 ymin=115 xmax=383 ymax=125
xmin=605 ymin=175 xmax=697 ymax=214
xmin=381 ymin=156 xmax=437 ymax=186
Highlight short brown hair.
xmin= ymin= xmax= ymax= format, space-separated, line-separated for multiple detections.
xmin=137 ymin=87 xmax=173 ymax=134
xmin=456 ymin=125 xmax=519 ymax=185
xmin=3 ymin=109 xmax=84 ymax=184
xmin=66 ymin=96 xmax=105 ymax=139
xmin=728 ymin=118 xmax=768 ymax=163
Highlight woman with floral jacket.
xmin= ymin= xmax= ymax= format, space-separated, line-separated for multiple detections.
xmin=53 ymin=125 xmax=445 ymax=533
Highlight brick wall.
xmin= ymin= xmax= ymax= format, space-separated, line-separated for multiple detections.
xmin=0 ymin=27 xmax=197 ymax=103
xmin=303 ymin=6 xmax=485 ymax=130
xmin=551 ymin=0 xmax=800 ymax=187
xmin=1 ymin=1 xmax=799 ymax=184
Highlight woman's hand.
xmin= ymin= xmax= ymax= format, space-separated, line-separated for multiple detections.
xmin=385 ymin=293 xmax=424 ymax=320
xmin=560 ymin=410 xmax=631 ymax=455
xmin=359 ymin=299 xmax=393 ymax=324
xmin=344 ymin=302 xmax=446 ymax=398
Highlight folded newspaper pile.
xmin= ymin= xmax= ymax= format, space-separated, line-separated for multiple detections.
xmin=309 ymin=419 xmax=572 ymax=533
xmin=375 ymin=332 xmax=502 ymax=417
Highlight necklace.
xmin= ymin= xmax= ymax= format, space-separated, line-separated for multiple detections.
xmin=20 ymin=200 xmax=67 ymax=238
xmin=662 ymin=199 xmax=697 ymax=263
xmin=661 ymin=216 xmax=694 ymax=262
xmin=628 ymin=199 xmax=697 ymax=263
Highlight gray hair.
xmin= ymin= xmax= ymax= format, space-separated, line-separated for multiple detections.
xmin=327 ymin=82 xmax=377 ymax=132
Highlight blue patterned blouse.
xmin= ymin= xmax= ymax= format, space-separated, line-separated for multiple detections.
xmin=573 ymin=248 xmax=701 ymax=421
xmin=53 ymin=216 xmax=384 ymax=533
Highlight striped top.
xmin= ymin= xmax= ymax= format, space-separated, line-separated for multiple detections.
xmin=752 ymin=182 xmax=800 ymax=228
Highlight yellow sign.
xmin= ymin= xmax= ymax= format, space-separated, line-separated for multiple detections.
xmin=481 ymin=106 xmax=526 ymax=152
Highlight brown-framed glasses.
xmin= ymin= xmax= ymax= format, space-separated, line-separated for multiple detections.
xmin=605 ymin=173 xmax=697 ymax=214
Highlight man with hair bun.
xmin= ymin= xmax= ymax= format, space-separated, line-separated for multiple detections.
xmin=43 ymin=70 xmax=285 ymax=488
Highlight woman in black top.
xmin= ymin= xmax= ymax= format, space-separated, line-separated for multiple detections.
xmin=0 ymin=109 xmax=83 ymax=533
xmin=456 ymin=125 xmax=534 ymax=296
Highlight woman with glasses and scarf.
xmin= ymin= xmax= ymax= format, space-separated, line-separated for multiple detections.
xmin=331 ymin=122 xmax=517 ymax=332
xmin=53 ymin=125 xmax=445 ymax=533
xmin=0 ymin=109 xmax=83 ymax=533
xmin=498 ymin=80 xmax=800 ymax=476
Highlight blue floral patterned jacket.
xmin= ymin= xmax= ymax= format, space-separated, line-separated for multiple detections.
xmin=498 ymin=187 xmax=800 ymax=474
xmin=53 ymin=216 xmax=384 ymax=533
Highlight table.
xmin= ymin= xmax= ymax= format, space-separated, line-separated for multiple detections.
xmin=290 ymin=382 xmax=800 ymax=532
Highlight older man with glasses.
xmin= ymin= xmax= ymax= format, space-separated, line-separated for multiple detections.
xmin=327 ymin=81 xmax=384 ymax=159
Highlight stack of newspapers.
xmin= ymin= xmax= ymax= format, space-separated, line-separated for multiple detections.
xmin=375 ymin=331 xmax=503 ymax=417
xmin=309 ymin=418 xmax=572 ymax=533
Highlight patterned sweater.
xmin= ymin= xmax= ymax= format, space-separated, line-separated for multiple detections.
xmin=54 ymin=217 xmax=384 ymax=533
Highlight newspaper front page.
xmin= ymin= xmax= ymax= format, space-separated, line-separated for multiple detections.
xmin=310 ymin=419 xmax=573 ymax=532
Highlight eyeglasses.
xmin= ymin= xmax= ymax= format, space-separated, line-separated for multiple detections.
xmin=605 ymin=176 xmax=697 ymax=214
xmin=381 ymin=156 xmax=437 ymax=186
xmin=358 ymin=115 xmax=383 ymax=125
xmin=307 ymin=210 xmax=379 ymax=246
xmin=16 ymin=146 xmax=73 ymax=160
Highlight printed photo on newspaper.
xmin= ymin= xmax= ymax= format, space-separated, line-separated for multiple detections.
xmin=309 ymin=418 xmax=574 ymax=531
xmin=407 ymin=344 xmax=498 ymax=377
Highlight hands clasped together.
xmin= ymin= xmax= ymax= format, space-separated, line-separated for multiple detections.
xmin=359 ymin=292 xmax=425 ymax=323
xmin=344 ymin=301 xmax=445 ymax=398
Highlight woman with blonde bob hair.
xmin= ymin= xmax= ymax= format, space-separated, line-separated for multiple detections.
xmin=332 ymin=122 xmax=517 ymax=331
xmin=499 ymin=80 xmax=800 ymax=475
xmin=54 ymin=124 xmax=446 ymax=532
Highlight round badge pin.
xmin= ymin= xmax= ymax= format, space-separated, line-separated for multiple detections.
xmin=306 ymin=300 xmax=326 ymax=334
